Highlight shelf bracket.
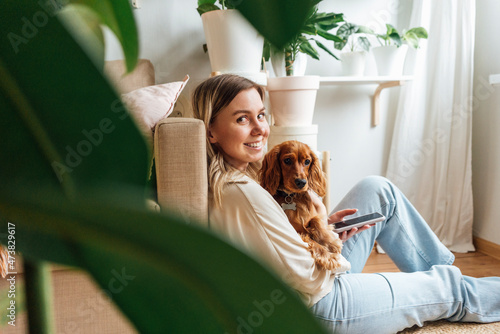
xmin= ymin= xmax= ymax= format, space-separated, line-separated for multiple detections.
xmin=372 ymin=80 xmax=406 ymax=126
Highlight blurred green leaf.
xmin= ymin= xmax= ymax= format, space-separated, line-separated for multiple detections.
xmin=299 ymin=38 xmax=320 ymax=60
xmin=263 ymin=0 xmax=345 ymax=74
xmin=1 ymin=0 xmax=149 ymax=267
xmin=70 ymin=0 xmax=138 ymax=72
xmin=198 ymin=0 xmax=217 ymax=5
xmin=237 ymin=0 xmax=316 ymax=49
xmin=0 ymin=1 xmax=330 ymax=333
xmin=407 ymin=27 xmax=428 ymax=38
xmin=1 ymin=190 xmax=329 ymax=333
xmin=314 ymin=39 xmax=339 ymax=60
xmin=375 ymin=23 xmax=427 ymax=48
xmin=357 ymin=36 xmax=371 ymax=51
xmin=311 ymin=12 xmax=344 ymax=30
xmin=403 ymin=27 xmax=428 ymax=48
xmin=403 ymin=32 xmax=420 ymax=48
xmin=301 ymin=24 xmax=318 ymax=36
xmin=334 ymin=22 xmax=372 ymax=52
xmin=197 ymin=3 xmax=220 ymax=16
xmin=358 ymin=25 xmax=374 ymax=34
xmin=0 ymin=1 xmax=149 ymax=200
xmin=337 ymin=22 xmax=358 ymax=38
xmin=389 ymin=31 xmax=402 ymax=46
xmin=316 ymin=28 xmax=343 ymax=42
xmin=57 ymin=5 xmax=105 ymax=70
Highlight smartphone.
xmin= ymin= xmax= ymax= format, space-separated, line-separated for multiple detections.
xmin=332 ymin=212 xmax=385 ymax=233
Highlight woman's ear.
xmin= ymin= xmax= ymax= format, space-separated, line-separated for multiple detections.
xmin=207 ymin=128 xmax=217 ymax=144
xmin=259 ymin=145 xmax=281 ymax=195
xmin=308 ymin=154 xmax=326 ymax=197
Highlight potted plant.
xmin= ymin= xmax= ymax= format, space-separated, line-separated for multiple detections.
xmin=197 ymin=0 xmax=266 ymax=84
xmin=264 ymin=1 xmax=344 ymax=77
xmin=372 ymin=23 xmax=428 ymax=76
xmin=265 ymin=0 xmax=344 ymax=127
xmin=334 ymin=22 xmax=374 ymax=76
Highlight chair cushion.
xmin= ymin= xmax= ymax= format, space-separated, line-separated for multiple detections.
xmin=121 ymin=76 xmax=189 ymax=145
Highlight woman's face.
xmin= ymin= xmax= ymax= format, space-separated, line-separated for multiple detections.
xmin=208 ymin=88 xmax=269 ymax=171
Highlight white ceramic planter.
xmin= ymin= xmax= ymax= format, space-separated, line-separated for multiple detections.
xmin=371 ymin=45 xmax=408 ymax=76
xmin=271 ymin=52 xmax=307 ymax=77
xmin=201 ymin=10 xmax=265 ymax=82
xmin=268 ymin=125 xmax=318 ymax=151
xmin=267 ymin=76 xmax=320 ymax=126
xmin=339 ymin=51 xmax=367 ymax=76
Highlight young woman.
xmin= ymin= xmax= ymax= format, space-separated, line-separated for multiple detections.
xmin=192 ymin=74 xmax=500 ymax=333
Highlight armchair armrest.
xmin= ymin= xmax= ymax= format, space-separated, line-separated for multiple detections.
xmin=154 ymin=118 xmax=208 ymax=226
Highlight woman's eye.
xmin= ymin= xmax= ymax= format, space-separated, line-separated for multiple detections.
xmin=236 ymin=116 xmax=248 ymax=123
xmin=258 ymin=112 xmax=266 ymax=120
xmin=284 ymin=158 xmax=292 ymax=165
xmin=304 ymin=159 xmax=311 ymax=166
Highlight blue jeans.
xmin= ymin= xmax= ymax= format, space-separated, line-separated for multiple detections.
xmin=310 ymin=176 xmax=500 ymax=333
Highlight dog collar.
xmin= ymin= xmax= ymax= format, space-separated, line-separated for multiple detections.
xmin=276 ymin=190 xmax=297 ymax=211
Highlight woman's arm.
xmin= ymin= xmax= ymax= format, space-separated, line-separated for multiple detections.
xmin=210 ymin=178 xmax=344 ymax=306
xmin=308 ymin=190 xmax=372 ymax=242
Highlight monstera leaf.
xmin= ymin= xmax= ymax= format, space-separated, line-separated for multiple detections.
xmin=0 ymin=1 xmax=327 ymax=333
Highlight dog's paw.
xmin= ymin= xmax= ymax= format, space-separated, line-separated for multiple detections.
xmin=315 ymin=254 xmax=343 ymax=271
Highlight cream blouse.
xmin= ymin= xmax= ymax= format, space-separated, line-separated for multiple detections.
xmin=209 ymin=175 xmax=351 ymax=307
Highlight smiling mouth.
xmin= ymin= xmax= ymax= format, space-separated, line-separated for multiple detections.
xmin=244 ymin=141 xmax=263 ymax=148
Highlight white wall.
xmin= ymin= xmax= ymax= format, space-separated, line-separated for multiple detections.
xmin=472 ymin=0 xmax=500 ymax=245
xmin=309 ymin=0 xmax=412 ymax=206
xmin=105 ymin=0 xmax=411 ymax=208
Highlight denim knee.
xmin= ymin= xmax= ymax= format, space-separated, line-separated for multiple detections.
xmin=352 ymin=176 xmax=396 ymax=206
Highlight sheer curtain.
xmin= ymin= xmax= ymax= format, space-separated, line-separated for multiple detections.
xmin=386 ymin=0 xmax=475 ymax=252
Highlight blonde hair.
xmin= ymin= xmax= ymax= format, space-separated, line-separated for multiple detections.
xmin=192 ymin=74 xmax=265 ymax=208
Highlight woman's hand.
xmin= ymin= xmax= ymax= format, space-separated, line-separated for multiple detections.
xmin=328 ymin=209 xmax=374 ymax=243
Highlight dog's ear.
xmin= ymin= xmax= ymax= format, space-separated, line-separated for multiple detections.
xmin=260 ymin=145 xmax=282 ymax=195
xmin=308 ymin=152 xmax=327 ymax=197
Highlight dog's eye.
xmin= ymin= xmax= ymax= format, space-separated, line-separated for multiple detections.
xmin=284 ymin=158 xmax=292 ymax=165
xmin=304 ymin=159 xmax=311 ymax=166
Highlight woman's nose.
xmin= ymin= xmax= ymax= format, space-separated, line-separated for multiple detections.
xmin=251 ymin=120 xmax=266 ymax=135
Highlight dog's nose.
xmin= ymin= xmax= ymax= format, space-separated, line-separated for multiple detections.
xmin=295 ymin=178 xmax=307 ymax=189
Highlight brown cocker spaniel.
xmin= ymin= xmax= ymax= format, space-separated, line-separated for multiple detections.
xmin=260 ymin=140 xmax=344 ymax=271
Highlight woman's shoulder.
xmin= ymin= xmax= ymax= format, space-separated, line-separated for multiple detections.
xmin=222 ymin=175 xmax=284 ymax=215
xmin=223 ymin=175 xmax=271 ymax=196
xmin=224 ymin=175 xmax=270 ymax=201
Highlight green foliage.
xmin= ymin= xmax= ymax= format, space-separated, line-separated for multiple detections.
xmin=403 ymin=27 xmax=428 ymax=48
xmin=69 ymin=0 xmax=139 ymax=72
xmin=376 ymin=23 xmax=428 ymax=48
xmin=264 ymin=0 xmax=345 ymax=76
xmin=0 ymin=0 xmax=329 ymax=333
xmin=334 ymin=22 xmax=373 ymax=52
xmin=1 ymin=190 xmax=328 ymax=333
xmin=197 ymin=0 xmax=241 ymax=14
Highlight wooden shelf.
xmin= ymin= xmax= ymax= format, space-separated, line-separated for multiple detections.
xmin=319 ymin=76 xmax=414 ymax=126
xmin=320 ymin=75 xmax=413 ymax=85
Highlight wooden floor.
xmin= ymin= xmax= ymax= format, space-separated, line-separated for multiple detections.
xmin=363 ymin=249 xmax=500 ymax=277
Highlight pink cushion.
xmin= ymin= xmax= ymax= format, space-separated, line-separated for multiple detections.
xmin=121 ymin=75 xmax=189 ymax=145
